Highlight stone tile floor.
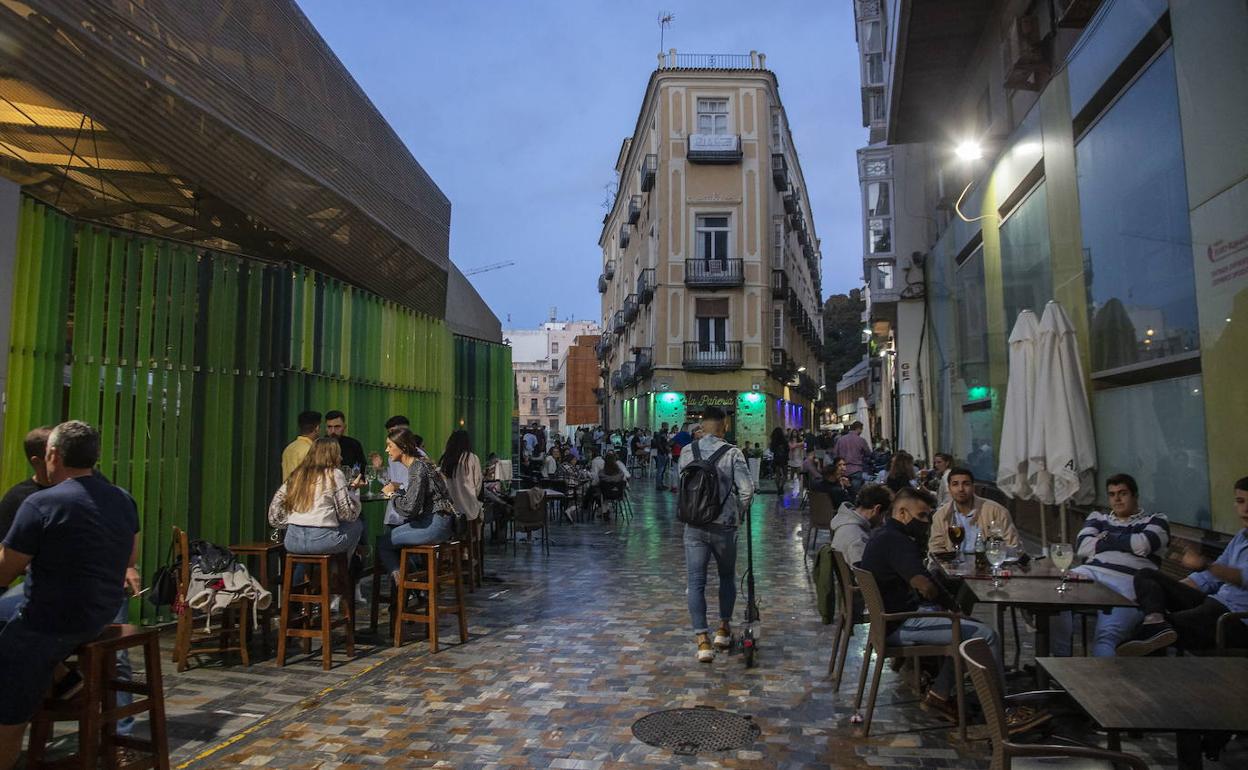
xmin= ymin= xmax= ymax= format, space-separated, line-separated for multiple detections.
xmin=34 ymin=480 xmax=1248 ymax=768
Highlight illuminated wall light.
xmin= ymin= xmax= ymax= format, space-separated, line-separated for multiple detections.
xmin=1146 ymin=328 xmax=1155 ymax=336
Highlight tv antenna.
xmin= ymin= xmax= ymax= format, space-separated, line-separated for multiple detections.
xmin=658 ymin=12 xmax=674 ymax=51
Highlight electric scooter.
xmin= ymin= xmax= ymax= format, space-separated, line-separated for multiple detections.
xmin=738 ymin=498 xmax=761 ymax=668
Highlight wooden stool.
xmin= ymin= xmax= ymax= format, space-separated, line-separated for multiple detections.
xmin=276 ymin=553 xmax=355 ymax=670
xmin=229 ymin=541 xmax=284 ymax=655
xmin=460 ymin=522 xmax=480 ymax=593
xmin=27 ymin=624 xmax=170 ymax=770
xmin=391 ymin=542 xmax=468 ymax=652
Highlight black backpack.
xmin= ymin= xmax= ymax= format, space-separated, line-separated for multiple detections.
xmin=677 ymin=441 xmax=732 ymax=527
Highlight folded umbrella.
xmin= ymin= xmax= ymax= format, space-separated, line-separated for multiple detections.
xmin=898 ymin=378 xmax=924 ymax=459
xmin=997 ymin=310 xmax=1039 ymax=500
xmin=855 ymin=397 xmax=873 ymax=447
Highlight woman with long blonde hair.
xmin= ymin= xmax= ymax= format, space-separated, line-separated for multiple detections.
xmin=268 ymin=437 xmax=363 ymax=555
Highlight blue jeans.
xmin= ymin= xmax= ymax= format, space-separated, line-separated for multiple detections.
xmin=284 ymin=520 xmax=365 ymax=555
xmin=684 ymin=524 xmax=738 ymax=634
xmin=654 ymin=453 xmax=670 ymax=488
xmin=1050 ymin=566 xmax=1143 ymax=657
xmin=376 ymin=515 xmax=454 ymax=575
xmin=887 ymin=607 xmax=1002 ymax=699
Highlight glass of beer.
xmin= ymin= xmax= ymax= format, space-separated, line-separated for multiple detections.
xmin=1051 ymin=543 xmax=1074 ymax=592
xmin=948 ymin=525 xmax=966 ymax=565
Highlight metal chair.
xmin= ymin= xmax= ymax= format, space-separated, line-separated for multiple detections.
xmin=805 ymin=492 xmax=835 ymax=554
xmin=959 ymin=638 xmax=1147 ymax=770
xmin=512 ymin=488 xmax=550 ymax=555
xmin=826 ymin=548 xmax=863 ymax=690
xmin=851 ymin=565 xmax=967 ymax=739
xmin=600 ymin=479 xmax=632 ymax=522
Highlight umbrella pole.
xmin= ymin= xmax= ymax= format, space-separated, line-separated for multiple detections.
xmin=1039 ymin=503 xmax=1049 ymax=555
xmin=1059 ymin=502 xmax=1068 ymax=545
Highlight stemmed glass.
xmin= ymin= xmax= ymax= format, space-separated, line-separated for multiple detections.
xmin=948 ymin=525 xmax=966 ymax=565
xmin=1050 ymin=543 xmax=1074 ymax=592
xmin=985 ymin=538 xmax=1008 ymax=588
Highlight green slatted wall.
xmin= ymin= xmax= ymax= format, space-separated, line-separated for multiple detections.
xmin=1 ymin=199 xmax=513 ymax=623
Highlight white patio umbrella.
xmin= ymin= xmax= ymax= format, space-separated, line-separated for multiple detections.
xmin=897 ymin=378 xmax=924 ymax=459
xmin=997 ymin=310 xmax=1039 ymax=500
xmin=855 ymin=397 xmax=873 ymax=448
xmin=1028 ymin=301 xmax=1097 ymax=542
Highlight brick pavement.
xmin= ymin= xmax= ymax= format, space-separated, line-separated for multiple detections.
xmin=35 ymin=480 xmax=1248 ymax=768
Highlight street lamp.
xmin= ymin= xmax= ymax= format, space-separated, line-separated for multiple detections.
xmin=955 ymin=139 xmax=983 ymax=161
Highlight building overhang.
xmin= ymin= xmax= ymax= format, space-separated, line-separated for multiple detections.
xmin=888 ymin=0 xmax=994 ymax=145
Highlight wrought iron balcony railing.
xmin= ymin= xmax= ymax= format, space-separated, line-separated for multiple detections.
xmin=604 ymin=259 xmax=615 ymax=279
xmin=612 ymin=310 xmax=626 ymax=335
xmin=619 ymin=223 xmax=632 ymax=249
xmin=620 ymin=360 xmax=636 ymax=384
xmin=771 ymin=153 xmax=788 ymax=192
xmin=640 ymin=153 xmax=658 ymax=192
xmin=771 ymin=269 xmax=787 ymax=299
xmin=634 ymin=346 xmax=653 ymax=377
xmin=627 ymin=195 xmax=642 ymax=224
xmin=638 ymin=268 xmax=656 ymax=304
xmin=683 ymin=340 xmax=743 ymax=370
xmin=684 ymin=258 xmax=744 ymax=288
xmin=623 ymin=294 xmax=639 ymax=322
xmin=597 ymin=273 xmax=607 ymax=293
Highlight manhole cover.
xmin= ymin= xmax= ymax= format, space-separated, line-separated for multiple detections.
xmin=631 ymin=706 xmax=760 ymax=755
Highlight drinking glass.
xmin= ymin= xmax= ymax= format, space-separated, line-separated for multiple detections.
xmin=986 ymin=538 xmax=1008 ymax=588
xmin=948 ymin=525 xmax=966 ymax=565
xmin=1050 ymin=543 xmax=1074 ymax=592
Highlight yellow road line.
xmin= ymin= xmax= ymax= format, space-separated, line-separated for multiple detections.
xmin=174 ymin=657 xmax=391 ymax=769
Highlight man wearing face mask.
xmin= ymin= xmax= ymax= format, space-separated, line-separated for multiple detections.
xmin=859 ymin=487 xmax=1047 ymax=733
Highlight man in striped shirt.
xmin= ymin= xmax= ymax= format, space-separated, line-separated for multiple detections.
xmin=1051 ymin=473 xmax=1167 ymax=657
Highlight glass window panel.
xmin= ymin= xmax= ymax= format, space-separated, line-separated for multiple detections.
xmin=999 ymin=182 xmax=1052 ymax=324
xmin=861 ymin=20 xmax=882 ymax=53
xmin=963 ymin=406 xmax=996 ymax=482
xmin=866 ymin=182 xmax=890 ymax=216
xmin=1077 ymin=48 xmax=1198 ymax=374
xmin=954 ymin=246 xmax=990 ymax=396
xmin=864 ymin=52 xmax=884 ymax=85
xmin=1092 ymin=375 xmax=1210 ymax=527
xmin=867 ymin=217 xmax=891 ymax=254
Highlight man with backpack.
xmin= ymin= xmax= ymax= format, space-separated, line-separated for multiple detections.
xmin=677 ymin=406 xmax=753 ymax=663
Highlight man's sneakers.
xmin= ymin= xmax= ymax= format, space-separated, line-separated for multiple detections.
xmin=1005 ymin=705 xmax=1052 ymax=735
xmin=1116 ymin=621 xmax=1178 ymax=657
xmin=696 ymin=638 xmax=716 ymax=662
xmin=713 ymin=624 xmax=732 ymax=651
xmin=921 ymin=690 xmax=958 ymax=721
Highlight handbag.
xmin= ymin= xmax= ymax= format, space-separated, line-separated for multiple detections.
xmin=147 ymin=539 xmax=179 ymax=608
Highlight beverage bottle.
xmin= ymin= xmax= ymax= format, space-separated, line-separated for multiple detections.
xmin=974 ymin=531 xmax=987 ymax=570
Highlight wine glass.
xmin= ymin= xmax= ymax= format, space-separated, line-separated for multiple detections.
xmin=986 ymin=538 xmax=1008 ymax=588
xmin=948 ymin=525 xmax=966 ymax=565
xmin=1050 ymin=542 xmax=1074 ymax=592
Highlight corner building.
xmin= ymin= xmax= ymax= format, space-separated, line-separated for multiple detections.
xmin=597 ymin=50 xmax=825 ymax=448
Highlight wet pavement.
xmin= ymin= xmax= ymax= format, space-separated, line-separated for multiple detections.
xmin=40 ymin=479 xmax=1248 ymax=768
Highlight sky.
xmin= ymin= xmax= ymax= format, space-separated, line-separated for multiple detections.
xmin=297 ymin=0 xmax=866 ymax=328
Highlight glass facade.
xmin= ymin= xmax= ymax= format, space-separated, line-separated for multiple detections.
xmin=1076 ymin=48 xmax=1198 ymax=374
xmin=998 ymin=181 xmax=1052 ymax=325
xmin=954 ymin=246 xmax=990 ymax=395
xmin=1092 ymin=375 xmax=1211 ymax=527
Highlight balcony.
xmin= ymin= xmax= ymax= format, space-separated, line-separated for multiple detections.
xmin=604 ymin=259 xmax=615 ymax=279
xmin=623 ymin=294 xmax=639 ymax=323
xmin=619 ymin=223 xmax=632 ymax=249
xmin=551 ymin=376 xmax=564 ymax=390
xmin=595 ymin=337 xmax=611 ymax=360
xmin=770 ymin=348 xmax=795 ymax=380
xmin=685 ymin=258 xmax=744 ymax=288
xmin=771 ymin=153 xmax=788 ymax=192
xmin=594 ymin=387 xmax=606 ymax=405
xmin=638 ymin=268 xmax=656 ymax=304
xmin=687 ymin=133 xmax=742 ymax=164
xmin=627 ymin=195 xmax=642 ymax=224
xmin=620 ymin=360 xmax=637 ymax=385
xmin=683 ymin=340 xmax=743 ymax=371
xmin=610 ymin=370 xmax=624 ymax=391
xmin=771 ymin=269 xmax=787 ymax=299
xmin=597 ymin=273 xmax=607 ymax=293
xmin=634 ymin=347 xmax=653 ymax=378
xmin=783 ymin=189 xmax=797 ymax=215
xmin=640 ymin=153 xmax=658 ymax=192
xmin=612 ymin=311 xmax=626 ymax=335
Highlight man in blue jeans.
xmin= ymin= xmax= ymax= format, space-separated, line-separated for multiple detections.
xmin=0 ymin=421 xmax=140 ymax=770
xmin=859 ymin=486 xmax=1048 ymax=734
xmin=678 ymin=407 xmax=753 ymax=663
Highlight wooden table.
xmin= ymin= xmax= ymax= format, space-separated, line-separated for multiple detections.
xmin=967 ymin=577 xmax=1136 ymax=685
xmin=1038 ymin=657 xmax=1248 ymax=769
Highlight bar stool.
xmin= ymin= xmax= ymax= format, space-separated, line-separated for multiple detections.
xmin=27 ymin=624 xmax=170 ymax=770
xmin=229 ymin=540 xmax=284 ymax=655
xmin=391 ymin=542 xmax=468 ymax=652
xmin=276 ymin=552 xmax=355 ymax=670
xmin=460 ymin=522 xmax=480 ymax=593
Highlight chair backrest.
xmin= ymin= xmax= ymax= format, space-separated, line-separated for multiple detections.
xmin=513 ymin=490 xmax=546 ymax=526
xmin=601 ymin=480 xmax=626 ymax=501
xmin=850 ymin=565 xmax=888 ymax=648
xmin=959 ymin=637 xmax=1009 ymax=763
xmin=173 ymin=525 xmax=191 ymax=599
xmin=830 ymin=548 xmax=858 ymax=620
xmin=808 ymin=491 xmax=834 ymax=527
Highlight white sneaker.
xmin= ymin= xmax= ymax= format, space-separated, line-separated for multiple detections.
xmin=696 ymin=639 xmax=715 ymax=663
xmin=713 ymin=625 xmax=732 ymax=650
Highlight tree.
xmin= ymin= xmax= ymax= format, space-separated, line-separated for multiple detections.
xmin=822 ymin=290 xmax=866 ymax=393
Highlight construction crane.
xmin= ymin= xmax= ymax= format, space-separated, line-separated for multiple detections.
xmin=463 ymin=260 xmax=516 ymax=276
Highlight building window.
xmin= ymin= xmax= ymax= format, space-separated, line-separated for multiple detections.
xmin=998 ymin=181 xmax=1052 ymax=325
xmin=867 ymin=217 xmax=891 ymax=255
xmin=772 ymin=218 xmax=785 ymax=268
xmin=550 ymin=419 xmax=560 ymax=432
xmin=868 ymin=260 xmax=894 ymax=293
xmin=770 ymin=109 xmax=784 ymax=151
xmin=772 ymin=306 xmax=784 ymax=348
xmin=696 ymin=215 xmax=730 ymax=262
xmin=1092 ymin=375 xmax=1209 ymax=525
xmin=696 ymin=98 xmax=729 ymax=135
xmin=529 ymin=398 xmax=538 ymax=414
xmin=695 ymin=297 xmax=729 ymax=351
xmin=1076 ymin=47 xmax=1197 ymax=376
xmin=551 ymin=342 xmax=559 ymax=355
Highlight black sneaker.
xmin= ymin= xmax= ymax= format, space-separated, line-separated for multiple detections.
xmin=1116 ymin=622 xmax=1178 ymax=657
xmin=52 ymin=668 xmax=84 ymax=700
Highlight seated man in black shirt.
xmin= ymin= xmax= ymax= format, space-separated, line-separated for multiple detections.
xmin=859 ymin=487 xmax=1046 ymax=734
xmin=325 ymin=410 xmax=367 ymax=476
xmin=810 ymin=458 xmax=853 ymax=508
xmin=0 ymin=421 xmax=140 ymax=769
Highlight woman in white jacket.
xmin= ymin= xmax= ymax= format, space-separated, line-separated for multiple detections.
xmin=439 ymin=430 xmax=483 ymax=523
xmin=268 ymin=438 xmax=363 ymax=555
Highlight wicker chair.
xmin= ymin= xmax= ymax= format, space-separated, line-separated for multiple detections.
xmin=511 ymin=488 xmax=550 ymax=555
xmin=959 ymin=638 xmax=1148 ymax=770
xmin=851 ymin=565 xmax=966 ymax=739
xmin=826 ymin=548 xmax=862 ymax=690
xmin=805 ymin=492 xmax=835 ymax=554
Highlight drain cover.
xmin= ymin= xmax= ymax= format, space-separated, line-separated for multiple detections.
xmin=631 ymin=706 xmax=760 ymax=755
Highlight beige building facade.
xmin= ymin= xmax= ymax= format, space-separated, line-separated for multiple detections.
xmin=597 ymin=50 xmax=824 ymax=448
